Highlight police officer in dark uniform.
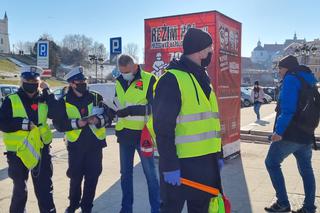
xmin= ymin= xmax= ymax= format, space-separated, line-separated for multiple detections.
xmin=52 ymin=66 xmax=110 ymax=213
xmin=0 ymin=66 xmax=56 ymax=213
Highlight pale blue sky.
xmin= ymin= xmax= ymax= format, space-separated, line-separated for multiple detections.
xmin=1 ymin=0 xmax=320 ymax=61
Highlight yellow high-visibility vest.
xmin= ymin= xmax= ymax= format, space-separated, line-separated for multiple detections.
xmin=64 ymin=100 xmax=106 ymax=142
xmin=159 ymin=69 xmax=221 ymax=158
xmin=3 ymin=94 xmax=52 ymax=152
xmin=115 ymin=70 xmax=154 ymax=131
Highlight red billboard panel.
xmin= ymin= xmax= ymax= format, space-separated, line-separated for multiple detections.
xmin=145 ymin=11 xmax=242 ymax=157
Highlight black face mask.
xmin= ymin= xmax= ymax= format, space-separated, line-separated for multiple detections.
xmin=22 ymin=82 xmax=38 ymax=94
xmin=201 ymin=52 xmax=213 ymax=68
xmin=75 ymin=83 xmax=87 ymax=94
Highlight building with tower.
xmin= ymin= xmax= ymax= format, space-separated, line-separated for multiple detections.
xmin=0 ymin=12 xmax=10 ymax=53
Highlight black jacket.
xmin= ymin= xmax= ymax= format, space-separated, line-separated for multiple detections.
xmin=0 ymin=88 xmax=55 ymax=133
xmin=52 ymin=87 xmax=107 ymax=151
xmin=153 ymin=55 xmax=222 ymax=200
xmin=115 ymin=67 xmax=156 ymax=146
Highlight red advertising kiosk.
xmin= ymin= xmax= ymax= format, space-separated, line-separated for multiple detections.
xmin=144 ymin=11 xmax=242 ymax=158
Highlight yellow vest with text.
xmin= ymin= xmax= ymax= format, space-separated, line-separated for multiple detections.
xmin=64 ymin=100 xmax=106 ymax=142
xmin=115 ymin=70 xmax=154 ymax=131
xmin=164 ymin=69 xmax=221 ymax=158
xmin=3 ymin=94 xmax=53 ymax=152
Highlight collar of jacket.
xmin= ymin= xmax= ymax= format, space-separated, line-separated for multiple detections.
xmin=18 ymin=88 xmax=43 ymax=102
xmin=116 ymin=65 xmax=142 ymax=91
xmin=65 ymin=87 xmax=92 ymax=105
xmin=167 ymin=54 xmax=205 ymax=75
xmin=285 ymin=65 xmax=312 ymax=77
xmin=167 ymin=55 xmax=212 ymax=100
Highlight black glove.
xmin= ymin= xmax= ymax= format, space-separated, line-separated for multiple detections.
xmin=106 ymin=108 xmax=116 ymax=120
xmin=116 ymin=107 xmax=131 ymax=118
xmin=99 ymin=102 xmax=116 ymax=121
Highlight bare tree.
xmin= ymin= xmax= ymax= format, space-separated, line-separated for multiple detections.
xmin=90 ymin=42 xmax=107 ymax=58
xmin=124 ymin=43 xmax=139 ymax=62
xmin=15 ymin=41 xmax=36 ymax=54
xmin=40 ymin=33 xmax=53 ymax=41
xmin=62 ymin=34 xmax=93 ymax=55
xmin=61 ymin=34 xmax=94 ymax=65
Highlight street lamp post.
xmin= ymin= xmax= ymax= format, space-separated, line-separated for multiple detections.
xmin=100 ymin=64 xmax=104 ymax=82
xmin=89 ymin=55 xmax=104 ymax=83
xmin=294 ymin=43 xmax=317 ymax=65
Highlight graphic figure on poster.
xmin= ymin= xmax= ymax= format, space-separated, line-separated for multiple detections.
xmin=219 ymin=25 xmax=230 ymax=50
xmin=152 ymin=52 xmax=168 ymax=77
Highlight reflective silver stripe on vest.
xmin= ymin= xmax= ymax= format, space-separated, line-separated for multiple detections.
xmin=141 ymin=147 xmax=153 ymax=152
xmin=175 ymin=131 xmax=221 ymax=144
xmin=125 ymin=102 xmax=147 ymax=107
xmin=121 ymin=116 xmax=145 ymax=122
xmin=23 ymin=138 xmax=41 ymax=160
xmin=176 ymin=112 xmax=219 ymax=124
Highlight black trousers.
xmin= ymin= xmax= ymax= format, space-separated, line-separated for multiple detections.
xmin=160 ymin=196 xmax=210 ymax=213
xmin=6 ymin=145 xmax=56 ymax=213
xmin=66 ymin=147 xmax=103 ymax=212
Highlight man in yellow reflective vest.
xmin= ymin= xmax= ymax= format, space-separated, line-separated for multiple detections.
xmin=115 ymin=54 xmax=160 ymax=213
xmin=52 ymin=66 xmax=110 ymax=213
xmin=153 ymin=28 xmax=223 ymax=213
xmin=0 ymin=66 xmax=56 ymax=213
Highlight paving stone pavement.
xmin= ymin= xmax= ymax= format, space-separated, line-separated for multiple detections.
xmin=0 ymin=130 xmax=319 ymax=213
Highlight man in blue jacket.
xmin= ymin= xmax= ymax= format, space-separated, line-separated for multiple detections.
xmin=264 ymin=55 xmax=318 ymax=213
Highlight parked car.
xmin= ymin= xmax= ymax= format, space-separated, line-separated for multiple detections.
xmin=53 ymin=86 xmax=67 ymax=100
xmin=263 ymin=87 xmax=277 ymax=101
xmin=263 ymin=94 xmax=273 ymax=104
xmin=241 ymin=91 xmax=253 ymax=107
xmin=0 ymin=84 xmax=19 ymax=106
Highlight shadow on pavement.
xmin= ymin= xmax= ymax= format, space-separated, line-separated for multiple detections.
xmin=221 ymin=155 xmax=253 ymax=213
xmin=93 ymin=162 xmax=154 ymax=213
xmin=0 ymin=167 xmax=8 ymax=181
xmin=255 ymin=120 xmax=270 ymax=126
xmin=93 ymin=155 xmax=253 ymax=213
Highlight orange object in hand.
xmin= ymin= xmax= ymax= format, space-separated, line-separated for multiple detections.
xmin=181 ymin=178 xmax=231 ymax=213
xmin=180 ymin=178 xmax=220 ymax=196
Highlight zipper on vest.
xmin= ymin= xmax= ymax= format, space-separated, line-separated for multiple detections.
xmin=188 ymin=73 xmax=200 ymax=105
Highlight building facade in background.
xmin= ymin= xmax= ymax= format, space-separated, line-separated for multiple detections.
xmin=244 ymin=33 xmax=320 ymax=85
xmin=251 ymin=33 xmax=305 ymax=68
xmin=0 ymin=12 xmax=10 ymax=54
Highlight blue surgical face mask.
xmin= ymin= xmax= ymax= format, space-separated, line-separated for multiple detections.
xmin=122 ymin=72 xmax=134 ymax=81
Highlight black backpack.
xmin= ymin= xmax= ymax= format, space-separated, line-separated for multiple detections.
xmin=290 ymin=72 xmax=320 ymax=148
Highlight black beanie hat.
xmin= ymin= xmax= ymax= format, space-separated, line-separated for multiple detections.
xmin=254 ymin=81 xmax=259 ymax=85
xmin=183 ymin=28 xmax=213 ymax=55
xmin=278 ymin=55 xmax=299 ymax=70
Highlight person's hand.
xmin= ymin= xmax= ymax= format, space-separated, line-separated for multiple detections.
xmin=87 ymin=116 xmax=99 ymax=125
xmin=163 ymin=170 xmax=181 ymax=186
xmin=29 ymin=121 xmax=36 ymax=130
xmin=106 ymin=108 xmax=116 ymax=120
xmin=271 ymin=133 xmax=282 ymax=142
xmin=40 ymin=81 xmax=49 ymax=90
xmin=77 ymin=119 xmax=88 ymax=128
xmin=116 ymin=107 xmax=130 ymax=118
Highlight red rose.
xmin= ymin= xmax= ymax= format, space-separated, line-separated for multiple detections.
xmin=31 ymin=104 xmax=38 ymax=111
xmin=136 ymin=81 xmax=143 ymax=88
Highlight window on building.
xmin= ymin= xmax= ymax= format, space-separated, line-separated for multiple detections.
xmin=0 ymin=38 xmax=3 ymax=44
xmin=260 ymin=52 xmax=263 ymax=56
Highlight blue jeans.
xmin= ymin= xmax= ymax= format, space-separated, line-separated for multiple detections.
xmin=265 ymin=140 xmax=316 ymax=212
xmin=253 ymin=102 xmax=261 ymax=120
xmin=119 ymin=142 xmax=160 ymax=213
